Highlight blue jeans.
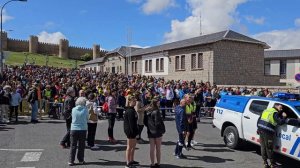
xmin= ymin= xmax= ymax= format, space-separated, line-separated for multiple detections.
xmin=174 ymin=133 xmax=185 ymax=156
xmin=31 ymin=100 xmax=38 ymax=121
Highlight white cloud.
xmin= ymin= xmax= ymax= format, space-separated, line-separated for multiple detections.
xmin=164 ymin=0 xmax=247 ymax=43
xmin=127 ymin=0 xmax=142 ymax=3
xmin=142 ymin=0 xmax=176 ymax=15
xmin=245 ymin=16 xmax=265 ymax=25
xmin=130 ymin=44 xmax=150 ymax=48
xmin=295 ymin=18 xmax=300 ymax=27
xmin=37 ymin=31 xmax=66 ymax=44
xmin=44 ymin=21 xmax=56 ymax=29
xmin=253 ymin=28 xmax=300 ymax=50
xmin=0 ymin=9 xmax=13 ymax=23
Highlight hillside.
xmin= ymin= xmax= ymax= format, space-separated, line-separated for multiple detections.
xmin=5 ymin=52 xmax=85 ymax=68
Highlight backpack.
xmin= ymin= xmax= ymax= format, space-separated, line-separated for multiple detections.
xmin=102 ymin=102 xmax=109 ymax=113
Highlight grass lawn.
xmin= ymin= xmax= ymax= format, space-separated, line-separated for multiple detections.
xmin=4 ymin=52 xmax=85 ymax=68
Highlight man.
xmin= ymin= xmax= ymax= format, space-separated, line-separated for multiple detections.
xmin=257 ymin=104 xmax=287 ymax=168
xmin=184 ymin=94 xmax=194 ymax=150
xmin=174 ymin=99 xmax=187 ymax=159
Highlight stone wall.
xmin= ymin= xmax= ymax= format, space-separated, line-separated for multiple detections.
xmin=213 ymin=41 xmax=280 ymax=85
xmin=7 ymin=38 xmax=29 ymax=52
xmin=166 ymin=44 xmax=214 ymax=83
xmin=1 ymin=32 xmax=106 ymax=60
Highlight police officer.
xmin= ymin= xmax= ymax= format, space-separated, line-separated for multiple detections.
xmin=257 ymin=104 xmax=287 ymax=168
xmin=184 ymin=94 xmax=194 ymax=150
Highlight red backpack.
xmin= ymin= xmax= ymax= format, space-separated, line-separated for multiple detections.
xmin=102 ymin=102 xmax=109 ymax=113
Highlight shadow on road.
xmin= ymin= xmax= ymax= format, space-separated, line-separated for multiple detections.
xmin=185 ymin=155 xmax=234 ymax=163
xmin=0 ymin=126 xmax=14 ymax=131
xmin=86 ymin=159 xmax=126 ymax=166
xmin=196 ymin=143 xmax=226 ymax=148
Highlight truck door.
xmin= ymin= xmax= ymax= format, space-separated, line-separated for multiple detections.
xmin=242 ymin=100 xmax=269 ymax=144
xmin=275 ymin=103 xmax=300 ymax=160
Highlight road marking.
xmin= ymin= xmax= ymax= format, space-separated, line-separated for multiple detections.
xmin=16 ymin=167 xmax=35 ymax=168
xmin=21 ymin=152 xmax=42 ymax=162
xmin=0 ymin=149 xmax=44 ymax=152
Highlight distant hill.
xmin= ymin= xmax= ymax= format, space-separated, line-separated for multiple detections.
xmin=5 ymin=52 xmax=85 ymax=68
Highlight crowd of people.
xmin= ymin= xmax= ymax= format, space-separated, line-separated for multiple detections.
xmin=0 ymin=65 xmax=282 ymax=167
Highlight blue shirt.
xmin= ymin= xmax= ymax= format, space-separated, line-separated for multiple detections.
xmin=10 ymin=92 xmax=22 ymax=106
xmin=71 ymin=105 xmax=88 ymax=131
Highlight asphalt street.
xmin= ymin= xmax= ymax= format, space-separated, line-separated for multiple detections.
xmin=0 ymin=116 xmax=299 ymax=168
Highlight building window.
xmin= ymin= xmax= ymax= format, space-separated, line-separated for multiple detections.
xmin=264 ymin=60 xmax=270 ymax=75
xmin=191 ymin=54 xmax=196 ymax=69
xmin=280 ymin=60 xmax=286 ymax=75
xmin=198 ymin=53 xmax=203 ymax=69
xmin=131 ymin=61 xmax=137 ymax=73
xmin=160 ymin=58 xmax=164 ymax=72
xmin=134 ymin=61 xmax=137 ymax=73
xmin=149 ymin=60 xmax=152 ymax=72
xmin=132 ymin=62 xmax=134 ymax=73
xmin=145 ymin=60 xmax=149 ymax=72
xmin=156 ymin=59 xmax=159 ymax=71
xmin=181 ymin=55 xmax=185 ymax=70
xmin=175 ymin=56 xmax=180 ymax=70
xmin=120 ymin=66 xmax=122 ymax=72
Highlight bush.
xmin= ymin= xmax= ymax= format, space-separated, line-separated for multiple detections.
xmin=80 ymin=53 xmax=92 ymax=61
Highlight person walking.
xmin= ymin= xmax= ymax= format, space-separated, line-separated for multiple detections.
xmin=174 ymin=99 xmax=187 ymax=159
xmin=107 ymin=89 xmax=118 ymax=143
xmin=9 ymin=87 xmax=22 ymax=122
xmin=27 ymin=84 xmax=39 ymax=123
xmin=124 ymin=96 xmax=139 ymax=168
xmin=144 ymin=97 xmax=165 ymax=168
xmin=257 ymin=104 xmax=287 ymax=168
xmin=60 ymin=87 xmax=76 ymax=148
xmin=86 ymin=93 xmax=99 ymax=149
xmin=68 ymin=97 xmax=88 ymax=166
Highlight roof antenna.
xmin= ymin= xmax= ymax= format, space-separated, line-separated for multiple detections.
xmin=199 ymin=11 xmax=203 ymax=36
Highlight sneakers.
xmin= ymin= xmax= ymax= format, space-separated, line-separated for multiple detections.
xmin=78 ymin=161 xmax=85 ymax=165
xmin=130 ymin=160 xmax=139 ymax=165
xmin=176 ymin=154 xmax=187 ymax=159
xmin=191 ymin=140 xmax=198 ymax=146
xmin=68 ymin=162 xmax=74 ymax=166
xmin=108 ymin=138 xmax=117 ymax=144
xmin=91 ymin=146 xmax=99 ymax=150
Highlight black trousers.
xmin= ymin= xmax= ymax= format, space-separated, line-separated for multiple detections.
xmin=19 ymin=101 xmax=23 ymax=113
xmin=166 ymin=100 xmax=173 ymax=112
xmin=260 ymin=132 xmax=275 ymax=164
xmin=107 ymin=113 xmax=116 ymax=139
xmin=9 ymin=106 xmax=19 ymax=121
xmin=117 ymin=108 xmax=124 ymax=119
xmin=61 ymin=119 xmax=72 ymax=146
xmin=87 ymin=123 xmax=97 ymax=147
xmin=69 ymin=130 xmax=86 ymax=163
xmin=187 ymin=123 xmax=194 ymax=147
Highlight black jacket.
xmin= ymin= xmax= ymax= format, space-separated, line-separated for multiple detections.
xmin=123 ymin=107 xmax=139 ymax=137
xmin=63 ymin=96 xmax=75 ymax=120
xmin=144 ymin=108 xmax=165 ymax=136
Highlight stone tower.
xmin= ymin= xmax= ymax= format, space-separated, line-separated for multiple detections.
xmin=1 ymin=32 xmax=8 ymax=51
xmin=93 ymin=44 xmax=100 ymax=60
xmin=29 ymin=35 xmax=38 ymax=53
xmin=59 ymin=39 xmax=69 ymax=59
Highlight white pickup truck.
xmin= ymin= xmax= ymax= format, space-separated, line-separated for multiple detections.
xmin=213 ymin=94 xmax=300 ymax=161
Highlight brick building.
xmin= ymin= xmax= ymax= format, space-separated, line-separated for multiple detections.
xmin=80 ymin=30 xmax=280 ymax=86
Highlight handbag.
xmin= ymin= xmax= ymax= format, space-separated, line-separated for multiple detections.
xmin=88 ymin=107 xmax=98 ymax=122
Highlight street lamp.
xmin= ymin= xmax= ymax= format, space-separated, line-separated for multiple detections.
xmin=0 ymin=0 xmax=27 ymax=72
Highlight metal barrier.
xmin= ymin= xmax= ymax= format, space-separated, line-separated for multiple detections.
xmin=200 ymin=107 xmax=214 ymax=119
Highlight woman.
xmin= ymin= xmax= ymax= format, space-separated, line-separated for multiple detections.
xmin=135 ymin=92 xmax=145 ymax=143
xmin=107 ymin=89 xmax=117 ymax=143
xmin=144 ymin=97 xmax=165 ymax=168
xmin=60 ymin=87 xmax=76 ymax=148
xmin=86 ymin=93 xmax=99 ymax=149
xmin=124 ymin=96 xmax=139 ymax=168
xmin=68 ymin=97 xmax=88 ymax=166
xmin=9 ymin=87 xmax=22 ymax=122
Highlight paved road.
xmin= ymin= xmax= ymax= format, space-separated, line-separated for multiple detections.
xmin=0 ymin=116 xmax=299 ymax=168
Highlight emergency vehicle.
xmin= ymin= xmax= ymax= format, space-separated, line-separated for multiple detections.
xmin=213 ymin=93 xmax=300 ymax=161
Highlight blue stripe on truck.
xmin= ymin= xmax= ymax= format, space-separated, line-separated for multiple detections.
xmin=215 ymin=95 xmax=251 ymax=113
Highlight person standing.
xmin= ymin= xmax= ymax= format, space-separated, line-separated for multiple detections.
xmin=107 ymin=89 xmax=117 ymax=143
xmin=124 ymin=96 xmax=139 ymax=168
xmin=165 ymin=84 xmax=174 ymax=114
xmin=117 ymin=90 xmax=126 ymax=120
xmin=135 ymin=93 xmax=146 ymax=143
xmin=28 ymin=84 xmax=39 ymax=123
xmin=9 ymin=87 xmax=22 ymax=122
xmin=257 ymin=104 xmax=287 ymax=168
xmin=68 ymin=97 xmax=88 ymax=166
xmin=86 ymin=93 xmax=99 ymax=149
xmin=60 ymin=87 xmax=76 ymax=148
xmin=0 ymin=85 xmax=11 ymax=123
xmin=174 ymin=99 xmax=187 ymax=159
xmin=144 ymin=97 xmax=165 ymax=168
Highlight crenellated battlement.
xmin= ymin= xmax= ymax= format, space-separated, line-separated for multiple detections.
xmin=1 ymin=31 xmax=107 ymax=60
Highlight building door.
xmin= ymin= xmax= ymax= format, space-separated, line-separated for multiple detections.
xmin=112 ymin=67 xmax=115 ymax=73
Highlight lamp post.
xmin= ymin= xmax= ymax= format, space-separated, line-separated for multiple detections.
xmin=0 ymin=0 xmax=27 ymax=72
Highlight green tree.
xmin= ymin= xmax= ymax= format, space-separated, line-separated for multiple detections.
xmin=80 ymin=53 xmax=92 ymax=61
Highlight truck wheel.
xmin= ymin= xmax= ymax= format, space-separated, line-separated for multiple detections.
xmin=223 ymin=126 xmax=240 ymax=149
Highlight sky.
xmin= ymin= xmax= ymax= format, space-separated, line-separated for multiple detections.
xmin=2 ymin=0 xmax=300 ymax=51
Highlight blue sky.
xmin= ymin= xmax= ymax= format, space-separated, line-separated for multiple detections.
xmin=2 ymin=0 xmax=300 ymax=50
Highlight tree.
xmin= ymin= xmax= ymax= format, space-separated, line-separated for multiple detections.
xmin=80 ymin=53 xmax=92 ymax=61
